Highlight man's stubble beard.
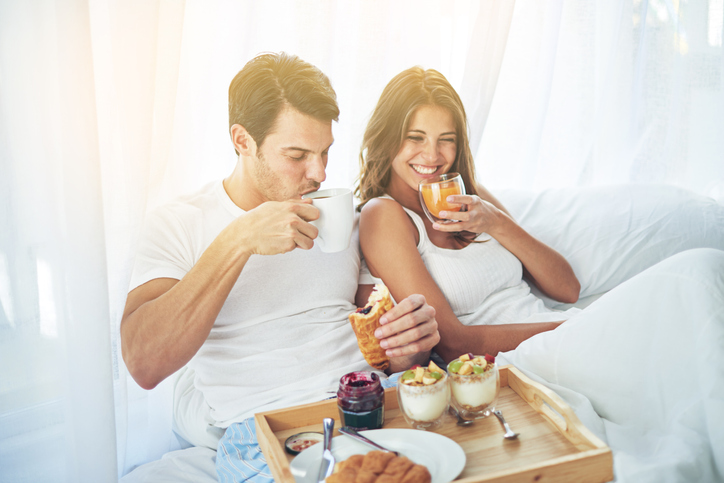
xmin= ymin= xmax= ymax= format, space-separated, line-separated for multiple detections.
xmin=253 ymin=149 xmax=320 ymax=201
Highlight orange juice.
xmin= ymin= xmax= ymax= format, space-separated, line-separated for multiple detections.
xmin=420 ymin=181 xmax=463 ymax=218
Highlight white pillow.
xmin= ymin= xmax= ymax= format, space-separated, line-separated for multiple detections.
xmin=494 ymin=184 xmax=724 ymax=299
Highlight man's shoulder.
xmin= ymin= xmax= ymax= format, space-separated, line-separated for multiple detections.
xmin=150 ymin=180 xmax=223 ymax=221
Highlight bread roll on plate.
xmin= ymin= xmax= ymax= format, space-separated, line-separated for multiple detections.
xmin=326 ymin=451 xmax=431 ymax=483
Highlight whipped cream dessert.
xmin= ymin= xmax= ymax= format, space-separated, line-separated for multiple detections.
xmin=448 ymin=353 xmax=499 ymax=416
xmin=397 ymin=361 xmax=450 ymax=428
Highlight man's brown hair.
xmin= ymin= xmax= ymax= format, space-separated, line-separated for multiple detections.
xmin=229 ymin=52 xmax=340 ymax=153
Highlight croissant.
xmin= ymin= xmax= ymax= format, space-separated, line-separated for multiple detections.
xmin=326 ymin=451 xmax=431 ymax=483
xmin=348 ymin=284 xmax=393 ymax=371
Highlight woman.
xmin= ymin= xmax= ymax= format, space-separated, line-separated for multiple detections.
xmin=357 ymin=66 xmax=581 ymax=363
xmin=357 ymin=67 xmax=724 ymax=482
xmin=358 ymin=68 xmax=724 ymax=483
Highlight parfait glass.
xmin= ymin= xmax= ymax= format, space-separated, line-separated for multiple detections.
xmin=396 ymin=372 xmax=450 ymax=430
xmin=447 ymin=357 xmax=500 ymax=420
xmin=418 ymin=172 xmax=465 ymax=224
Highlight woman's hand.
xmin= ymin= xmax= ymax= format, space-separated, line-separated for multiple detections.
xmin=432 ymin=193 xmax=580 ymax=304
xmin=432 ymin=194 xmax=504 ymax=235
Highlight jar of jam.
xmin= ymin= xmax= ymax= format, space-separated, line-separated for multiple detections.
xmin=337 ymin=371 xmax=385 ymax=430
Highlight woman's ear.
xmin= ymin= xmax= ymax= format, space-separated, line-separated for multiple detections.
xmin=230 ymin=124 xmax=257 ymax=156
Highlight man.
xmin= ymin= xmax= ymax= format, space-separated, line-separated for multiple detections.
xmin=121 ymin=52 xmax=439 ymax=481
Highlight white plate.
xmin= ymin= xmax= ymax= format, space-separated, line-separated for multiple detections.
xmin=289 ymin=428 xmax=466 ymax=483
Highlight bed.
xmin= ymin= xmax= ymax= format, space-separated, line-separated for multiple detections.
xmin=120 ymin=183 xmax=724 ymax=483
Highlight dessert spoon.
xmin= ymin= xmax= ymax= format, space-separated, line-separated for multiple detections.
xmin=493 ymin=409 xmax=520 ymax=440
xmin=449 ymin=406 xmax=474 ymax=427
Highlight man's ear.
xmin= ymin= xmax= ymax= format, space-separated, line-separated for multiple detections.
xmin=230 ymin=124 xmax=256 ymax=156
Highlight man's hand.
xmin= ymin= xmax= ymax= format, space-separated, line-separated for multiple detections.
xmin=373 ymin=295 xmax=440 ymax=372
xmin=122 ymin=199 xmax=321 ymax=390
xmin=228 ymin=199 xmax=320 ymax=256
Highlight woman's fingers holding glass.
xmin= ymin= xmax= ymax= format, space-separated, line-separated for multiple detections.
xmin=445 ymin=194 xmax=474 ymax=206
xmin=435 ymin=195 xmax=499 ymax=234
xmin=433 ymin=210 xmax=470 ymax=230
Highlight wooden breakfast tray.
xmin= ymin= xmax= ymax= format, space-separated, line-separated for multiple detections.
xmin=255 ymin=365 xmax=613 ymax=483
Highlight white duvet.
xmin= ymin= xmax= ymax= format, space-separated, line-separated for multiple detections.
xmin=499 ymin=248 xmax=724 ymax=483
xmin=122 ymin=184 xmax=724 ymax=483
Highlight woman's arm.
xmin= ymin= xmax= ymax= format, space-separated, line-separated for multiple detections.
xmin=436 ymin=184 xmax=580 ymax=303
xmin=359 ymin=198 xmax=562 ymax=364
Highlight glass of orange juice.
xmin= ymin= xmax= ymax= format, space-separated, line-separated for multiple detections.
xmin=418 ymin=172 xmax=465 ymax=224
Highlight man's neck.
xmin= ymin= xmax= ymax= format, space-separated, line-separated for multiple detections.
xmin=223 ymin=161 xmax=265 ymax=211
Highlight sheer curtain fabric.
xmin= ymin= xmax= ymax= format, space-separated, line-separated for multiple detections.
xmin=0 ymin=1 xmax=721 ymax=482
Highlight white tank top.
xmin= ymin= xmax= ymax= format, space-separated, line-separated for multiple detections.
xmin=385 ymin=197 xmax=578 ymax=325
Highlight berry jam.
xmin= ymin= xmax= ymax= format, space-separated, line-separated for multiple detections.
xmin=356 ymin=306 xmax=373 ymax=314
xmin=337 ymin=371 xmax=385 ymax=430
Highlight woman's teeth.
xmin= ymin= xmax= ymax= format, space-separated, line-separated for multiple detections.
xmin=412 ymin=165 xmax=437 ymax=175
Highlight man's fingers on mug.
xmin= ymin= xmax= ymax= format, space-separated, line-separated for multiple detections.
xmin=295 ymin=218 xmax=319 ymax=240
xmin=293 ymin=201 xmax=320 ymax=221
xmin=294 ymin=232 xmax=315 ymax=250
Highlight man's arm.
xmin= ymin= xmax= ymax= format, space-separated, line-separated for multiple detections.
xmin=121 ymin=200 xmax=319 ymax=389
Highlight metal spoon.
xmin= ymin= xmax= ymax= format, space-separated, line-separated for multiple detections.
xmin=493 ymin=409 xmax=520 ymax=440
xmin=449 ymin=405 xmax=474 ymax=427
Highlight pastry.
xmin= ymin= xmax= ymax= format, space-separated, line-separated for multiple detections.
xmin=326 ymin=451 xmax=431 ymax=483
xmin=348 ymin=284 xmax=393 ymax=370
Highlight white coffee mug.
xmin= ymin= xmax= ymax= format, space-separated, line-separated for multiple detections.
xmin=302 ymin=188 xmax=354 ymax=253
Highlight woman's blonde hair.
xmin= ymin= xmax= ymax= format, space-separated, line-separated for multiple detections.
xmin=356 ymin=67 xmax=479 ymax=209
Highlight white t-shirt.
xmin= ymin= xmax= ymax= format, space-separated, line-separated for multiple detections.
xmin=130 ymin=181 xmax=375 ymax=427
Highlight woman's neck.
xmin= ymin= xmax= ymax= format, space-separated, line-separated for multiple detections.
xmin=386 ymin=173 xmax=425 ymax=217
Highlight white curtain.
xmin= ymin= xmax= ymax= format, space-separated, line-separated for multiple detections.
xmin=0 ymin=1 xmax=118 ymax=482
xmin=0 ymin=1 xmax=721 ymax=482
xmin=478 ymin=0 xmax=724 ymax=196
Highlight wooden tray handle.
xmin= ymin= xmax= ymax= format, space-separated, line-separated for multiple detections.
xmin=504 ymin=365 xmax=608 ymax=451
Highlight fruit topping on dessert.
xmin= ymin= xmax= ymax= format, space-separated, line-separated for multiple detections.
xmin=448 ymin=354 xmax=494 ymax=375
xmin=400 ymin=361 xmax=445 ymax=386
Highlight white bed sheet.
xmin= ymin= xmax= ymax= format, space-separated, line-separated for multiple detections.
xmin=119 ymin=446 xmax=218 ymax=483
xmin=499 ymin=248 xmax=724 ymax=483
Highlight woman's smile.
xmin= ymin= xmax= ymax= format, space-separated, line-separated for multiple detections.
xmin=411 ymin=164 xmax=442 ymax=176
